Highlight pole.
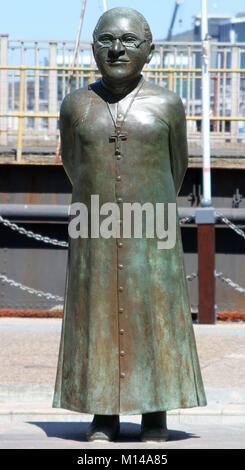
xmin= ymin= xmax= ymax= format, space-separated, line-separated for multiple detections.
xmin=103 ymin=0 xmax=108 ymax=11
xmin=201 ymin=0 xmax=211 ymax=207
xmin=195 ymin=1 xmax=216 ymax=324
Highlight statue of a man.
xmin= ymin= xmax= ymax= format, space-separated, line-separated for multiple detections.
xmin=53 ymin=7 xmax=206 ymax=442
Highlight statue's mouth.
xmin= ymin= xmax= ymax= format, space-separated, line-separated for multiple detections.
xmin=106 ymin=60 xmax=130 ymax=65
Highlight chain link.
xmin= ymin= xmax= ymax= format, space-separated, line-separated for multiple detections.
xmin=0 ymin=274 xmax=64 ymax=301
xmin=179 ymin=216 xmax=193 ymax=224
xmin=216 ymin=210 xmax=245 ymax=240
xmin=0 ymin=215 xmax=68 ymax=247
xmin=186 ymin=272 xmax=198 ymax=281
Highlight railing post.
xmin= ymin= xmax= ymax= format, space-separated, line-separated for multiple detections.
xmin=48 ymin=42 xmax=58 ymax=140
xmin=168 ymin=68 xmax=174 ymax=91
xmin=0 ymin=33 xmax=9 ymax=145
xmin=196 ymin=207 xmax=216 ymax=324
xmin=231 ymin=45 xmax=240 ymax=141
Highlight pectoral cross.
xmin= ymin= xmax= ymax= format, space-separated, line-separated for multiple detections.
xmin=109 ymin=127 xmax=127 ymax=155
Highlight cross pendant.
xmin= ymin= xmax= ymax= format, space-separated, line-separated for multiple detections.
xmin=109 ymin=127 xmax=127 ymax=155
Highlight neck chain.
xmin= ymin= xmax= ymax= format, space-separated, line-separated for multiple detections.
xmin=105 ymin=78 xmax=144 ymax=154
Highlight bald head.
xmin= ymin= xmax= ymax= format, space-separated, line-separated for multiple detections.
xmin=93 ymin=7 xmax=152 ymax=43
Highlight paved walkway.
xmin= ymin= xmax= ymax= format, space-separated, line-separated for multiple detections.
xmin=0 ymin=318 xmax=245 ymax=449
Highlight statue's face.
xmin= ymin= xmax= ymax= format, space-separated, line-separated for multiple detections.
xmin=93 ymin=13 xmax=153 ymax=85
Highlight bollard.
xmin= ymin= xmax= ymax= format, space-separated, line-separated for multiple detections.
xmin=195 ymin=207 xmax=216 ymax=324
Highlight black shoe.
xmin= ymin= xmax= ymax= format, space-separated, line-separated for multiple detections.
xmin=86 ymin=414 xmax=120 ymax=442
xmin=140 ymin=411 xmax=169 ymax=442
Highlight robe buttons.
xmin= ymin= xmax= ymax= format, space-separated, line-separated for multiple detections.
xmin=119 ymin=307 xmax=124 ymax=313
xmin=119 ymin=328 xmax=124 ymax=335
xmin=117 ymin=197 xmax=123 ymax=203
xmin=118 ymin=264 xmax=124 ymax=270
xmin=119 ymin=286 xmax=124 ymax=292
xmin=118 ymin=242 xmax=123 ymax=248
xmin=120 ymin=350 xmax=125 ymax=357
xmin=116 ymin=176 xmax=121 ymax=182
xmin=120 ymin=372 xmax=126 ymax=378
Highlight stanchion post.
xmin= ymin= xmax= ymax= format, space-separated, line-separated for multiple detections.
xmin=196 ymin=208 xmax=216 ymax=324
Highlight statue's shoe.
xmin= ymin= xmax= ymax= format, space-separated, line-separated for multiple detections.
xmin=86 ymin=415 xmax=120 ymax=442
xmin=140 ymin=411 xmax=168 ymax=442
xmin=140 ymin=426 xmax=169 ymax=442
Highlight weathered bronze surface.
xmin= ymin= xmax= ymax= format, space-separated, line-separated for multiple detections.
xmin=53 ymin=7 xmax=207 ymax=415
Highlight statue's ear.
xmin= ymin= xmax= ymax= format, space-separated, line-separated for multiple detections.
xmin=146 ymin=43 xmax=155 ymax=64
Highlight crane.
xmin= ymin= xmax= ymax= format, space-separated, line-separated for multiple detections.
xmin=167 ymin=1 xmax=184 ymax=41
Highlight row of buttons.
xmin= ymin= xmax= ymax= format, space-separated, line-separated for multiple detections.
xmin=115 ymin=112 xmax=126 ymax=380
xmin=118 ymin=254 xmax=125 ymax=379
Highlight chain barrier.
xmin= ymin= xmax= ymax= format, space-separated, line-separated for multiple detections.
xmin=215 ymin=271 xmax=245 ymax=295
xmin=0 ymin=274 xmax=64 ymax=301
xmin=2 ymin=269 xmax=244 ymax=301
xmin=185 ymin=270 xmax=245 ymax=294
xmin=0 ymin=214 xmax=193 ymax=248
xmin=214 ymin=211 xmax=245 ymax=294
xmin=0 ymin=212 xmax=244 ymax=299
xmin=0 ymin=268 xmax=198 ymax=302
xmin=185 ymin=269 xmax=245 ymax=294
xmin=0 ymin=215 xmax=68 ymax=248
xmin=0 ymin=214 xmax=66 ymax=301
xmin=215 ymin=210 xmax=245 ymax=240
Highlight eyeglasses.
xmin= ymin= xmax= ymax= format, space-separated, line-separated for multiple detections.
xmin=95 ymin=34 xmax=147 ymax=49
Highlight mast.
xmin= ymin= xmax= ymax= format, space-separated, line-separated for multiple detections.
xmin=56 ymin=0 xmax=87 ymax=161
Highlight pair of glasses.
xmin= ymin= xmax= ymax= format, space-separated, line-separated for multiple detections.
xmin=95 ymin=34 xmax=147 ymax=49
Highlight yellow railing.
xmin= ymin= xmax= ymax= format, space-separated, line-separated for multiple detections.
xmin=1 ymin=65 xmax=245 ymax=161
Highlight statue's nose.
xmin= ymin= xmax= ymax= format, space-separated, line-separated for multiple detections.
xmin=109 ymin=38 xmax=125 ymax=58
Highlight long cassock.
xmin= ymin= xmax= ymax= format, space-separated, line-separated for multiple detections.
xmin=53 ymin=76 xmax=207 ymax=415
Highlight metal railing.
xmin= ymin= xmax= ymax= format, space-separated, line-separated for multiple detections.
xmin=1 ymin=37 xmax=245 ymax=157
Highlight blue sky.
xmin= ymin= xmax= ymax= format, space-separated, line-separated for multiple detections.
xmin=1 ymin=0 xmax=245 ymax=41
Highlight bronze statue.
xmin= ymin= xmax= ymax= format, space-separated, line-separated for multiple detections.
xmin=53 ymin=7 xmax=206 ymax=442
